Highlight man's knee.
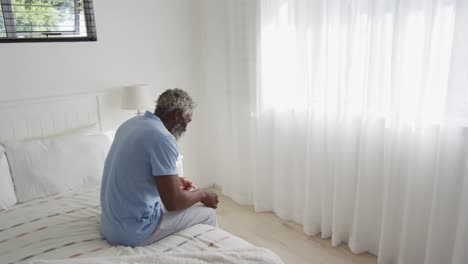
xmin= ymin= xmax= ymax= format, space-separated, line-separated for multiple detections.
xmin=201 ymin=207 xmax=217 ymax=227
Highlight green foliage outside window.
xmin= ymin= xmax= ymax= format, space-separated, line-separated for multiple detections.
xmin=0 ymin=0 xmax=96 ymax=42
xmin=14 ymin=0 xmax=63 ymax=32
xmin=0 ymin=4 xmax=5 ymax=37
xmin=1 ymin=0 xmax=78 ymax=35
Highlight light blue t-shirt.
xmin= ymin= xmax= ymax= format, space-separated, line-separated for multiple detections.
xmin=100 ymin=111 xmax=178 ymax=247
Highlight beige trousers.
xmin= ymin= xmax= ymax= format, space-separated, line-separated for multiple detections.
xmin=141 ymin=205 xmax=217 ymax=246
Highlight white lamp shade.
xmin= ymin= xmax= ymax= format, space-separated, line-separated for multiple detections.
xmin=121 ymin=84 xmax=154 ymax=110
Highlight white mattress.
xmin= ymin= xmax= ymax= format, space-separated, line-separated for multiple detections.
xmin=0 ymin=185 xmax=252 ymax=264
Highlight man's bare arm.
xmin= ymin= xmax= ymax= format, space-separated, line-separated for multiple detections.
xmin=154 ymin=175 xmax=218 ymax=211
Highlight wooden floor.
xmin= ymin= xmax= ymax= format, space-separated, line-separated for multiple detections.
xmin=212 ymin=188 xmax=378 ymax=264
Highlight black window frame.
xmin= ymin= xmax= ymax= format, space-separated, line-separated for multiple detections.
xmin=0 ymin=0 xmax=97 ymax=43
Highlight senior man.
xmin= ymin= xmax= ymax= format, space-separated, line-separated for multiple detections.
xmin=100 ymin=88 xmax=218 ymax=247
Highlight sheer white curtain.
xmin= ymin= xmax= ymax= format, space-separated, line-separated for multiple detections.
xmin=213 ymin=0 xmax=468 ymax=263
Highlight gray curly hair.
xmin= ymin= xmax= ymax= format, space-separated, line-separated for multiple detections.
xmin=155 ymin=88 xmax=195 ymax=118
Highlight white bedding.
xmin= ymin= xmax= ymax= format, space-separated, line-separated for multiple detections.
xmin=0 ymin=185 xmax=253 ymax=264
xmin=30 ymin=248 xmax=284 ymax=264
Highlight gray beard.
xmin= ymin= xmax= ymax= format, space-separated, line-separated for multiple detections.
xmin=171 ymin=123 xmax=186 ymax=141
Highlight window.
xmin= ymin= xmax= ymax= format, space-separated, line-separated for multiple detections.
xmin=0 ymin=0 xmax=96 ymax=42
xmin=259 ymin=1 xmax=459 ymax=124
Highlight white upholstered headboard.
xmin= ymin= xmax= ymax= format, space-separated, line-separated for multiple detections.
xmin=0 ymin=93 xmax=103 ymax=142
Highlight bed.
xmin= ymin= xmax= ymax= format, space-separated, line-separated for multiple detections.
xmin=0 ymin=93 xmax=283 ymax=264
xmin=0 ymin=185 xmax=253 ymax=264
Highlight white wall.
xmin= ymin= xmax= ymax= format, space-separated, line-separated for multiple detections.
xmin=193 ymin=0 xmax=257 ymax=197
xmin=0 ymin=0 xmax=199 ymax=101
xmin=0 ymin=0 xmax=212 ymax=186
xmin=190 ymin=0 xmax=230 ymax=188
xmin=0 ymin=0 xmax=253 ymax=189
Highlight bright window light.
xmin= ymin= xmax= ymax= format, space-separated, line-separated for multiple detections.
xmin=259 ymin=2 xmax=456 ymax=124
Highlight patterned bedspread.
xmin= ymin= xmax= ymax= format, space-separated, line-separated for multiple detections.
xmin=0 ymin=185 xmax=252 ymax=264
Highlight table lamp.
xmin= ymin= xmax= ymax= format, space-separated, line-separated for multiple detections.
xmin=121 ymin=84 xmax=154 ymax=115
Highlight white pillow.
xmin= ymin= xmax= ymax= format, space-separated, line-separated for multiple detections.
xmin=176 ymin=154 xmax=184 ymax=177
xmin=4 ymin=134 xmax=111 ymax=203
xmin=19 ymin=123 xmax=99 ymax=142
xmin=0 ymin=145 xmax=17 ymax=209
